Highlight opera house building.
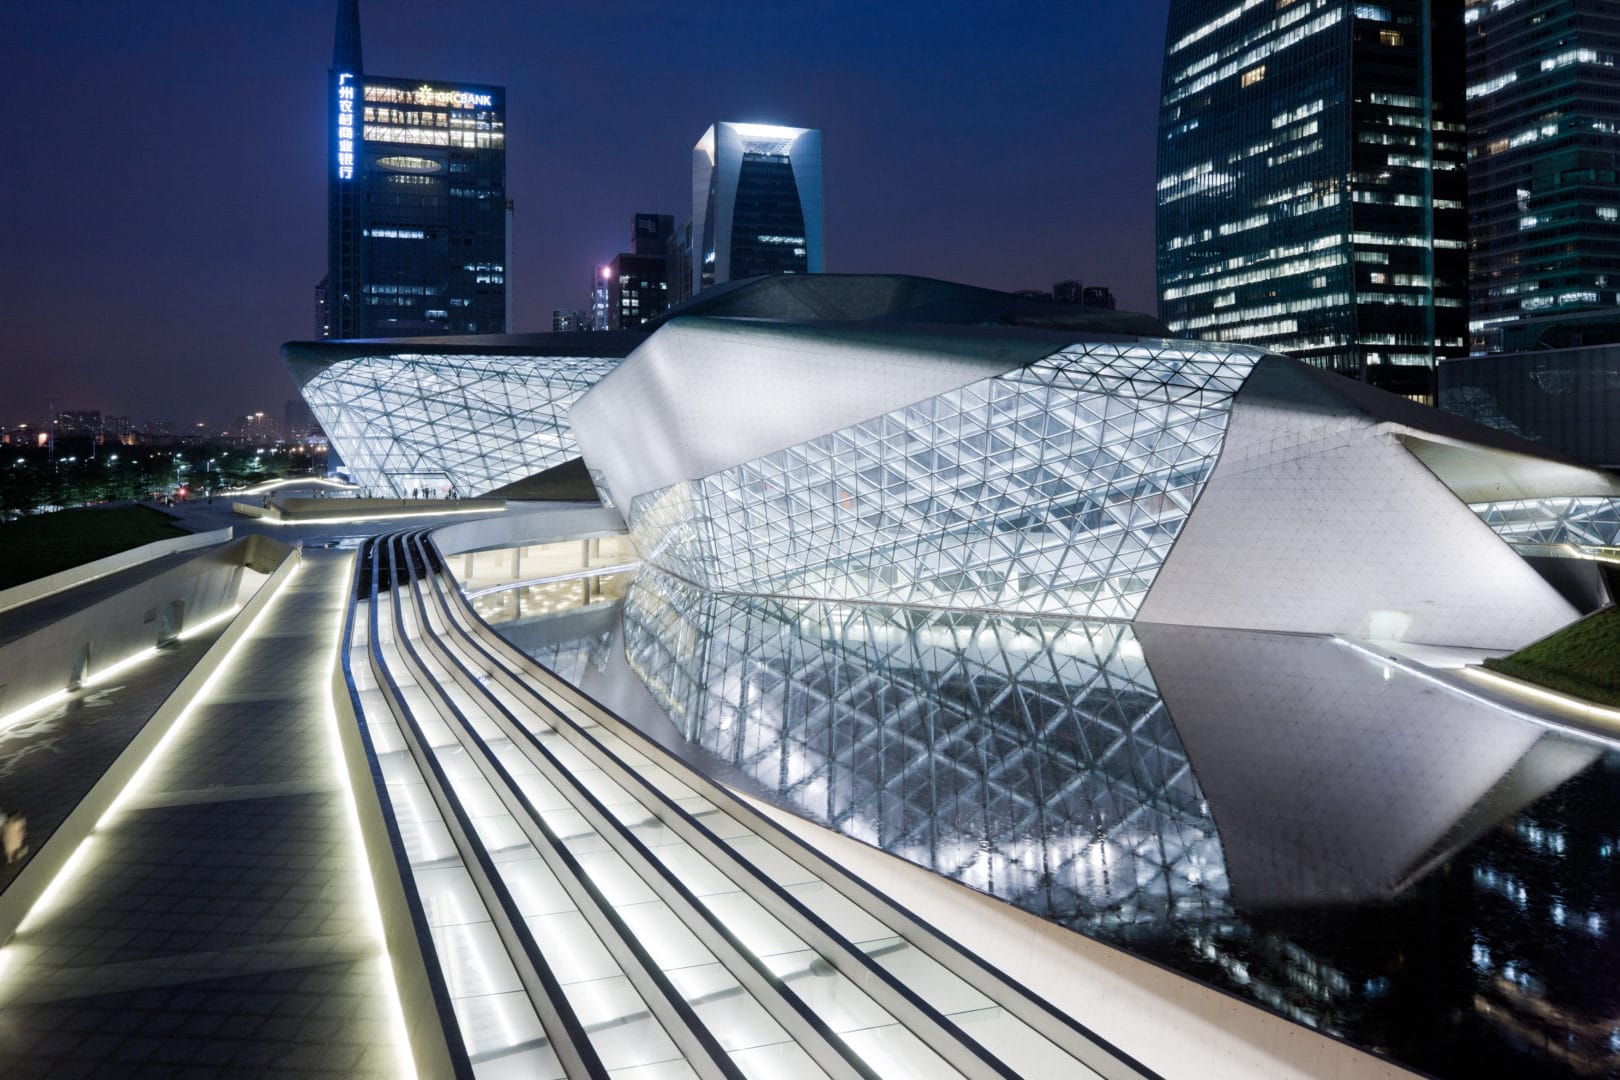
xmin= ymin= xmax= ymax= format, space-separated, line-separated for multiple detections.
xmin=268 ymin=275 xmax=1620 ymax=1078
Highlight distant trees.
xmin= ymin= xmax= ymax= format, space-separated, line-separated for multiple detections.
xmin=0 ymin=443 xmax=326 ymax=519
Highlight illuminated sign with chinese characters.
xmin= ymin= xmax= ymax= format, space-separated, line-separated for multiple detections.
xmin=336 ymin=72 xmax=356 ymax=180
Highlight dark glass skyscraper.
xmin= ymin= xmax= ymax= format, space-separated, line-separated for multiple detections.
xmin=692 ymin=123 xmax=824 ymax=292
xmin=1156 ymin=1 xmax=1468 ymax=398
xmin=324 ymin=0 xmax=508 ymax=339
xmin=1465 ymin=0 xmax=1620 ymax=352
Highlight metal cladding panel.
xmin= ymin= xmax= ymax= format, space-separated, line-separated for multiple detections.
xmin=1136 ymin=384 xmax=1581 ymax=649
xmin=299 ymin=351 xmax=617 ymax=497
xmin=569 ymin=319 xmax=1037 ymax=515
xmin=619 ymin=338 xmax=1266 ymax=620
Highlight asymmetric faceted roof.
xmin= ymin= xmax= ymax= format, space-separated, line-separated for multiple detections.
xmin=280 ymin=272 xmax=1169 ymax=385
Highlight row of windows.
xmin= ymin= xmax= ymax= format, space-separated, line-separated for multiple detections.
xmin=363 ymin=125 xmax=504 ymax=150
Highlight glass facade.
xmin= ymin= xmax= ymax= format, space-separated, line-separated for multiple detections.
xmin=1466 ymin=0 xmax=1620 ymax=353
xmin=628 ymin=340 xmax=1263 ymax=620
xmin=298 ymin=352 xmax=617 ymax=496
xmin=693 ymin=122 xmax=823 ymax=290
xmin=327 ymin=5 xmax=506 ymax=339
xmin=1439 ymin=345 xmax=1620 ymax=467
xmin=1157 ymin=0 xmax=1467 ymax=398
xmin=1471 ymin=495 xmax=1620 ymax=548
xmin=622 ymin=566 xmax=1232 ymax=930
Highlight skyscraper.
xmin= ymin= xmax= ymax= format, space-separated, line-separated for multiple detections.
xmin=324 ymin=0 xmax=508 ymax=339
xmin=1156 ymin=1 xmax=1468 ymax=399
xmin=1465 ymin=0 xmax=1620 ymax=353
xmin=692 ymin=122 xmax=824 ymax=292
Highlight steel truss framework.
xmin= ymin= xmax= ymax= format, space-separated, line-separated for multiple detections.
xmin=300 ymin=352 xmax=618 ymax=497
xmin=622 ymin=567 xmax=1231 ymax=931
xmin=629 ymin=340 xmax=1264 ymax=619
xmin=1471 ymin=496 xmax=1620 ymax=549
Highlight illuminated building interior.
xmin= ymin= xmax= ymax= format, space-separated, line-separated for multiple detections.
xmin=1156 ymin=0 xmax=1468 ymax=398
xmin=326 ymin=0 xmax=507 ymax=339
xmin=693 ymin=122 xmax=825 ymax=291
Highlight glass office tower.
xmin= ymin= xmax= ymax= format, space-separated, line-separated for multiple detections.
xmin=1466 ymin=0 xmax=1620 ymax=353
xmin=692 ymin=122 xmax=824 ymax=292
xmin=1156 ymin=1 xmax=1467 ymax=399
xmin=325 ymin=0 xmax=507 ymax=339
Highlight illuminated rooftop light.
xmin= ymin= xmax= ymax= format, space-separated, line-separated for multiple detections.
xmin=725 ymin=121 xmax=812 ymax=140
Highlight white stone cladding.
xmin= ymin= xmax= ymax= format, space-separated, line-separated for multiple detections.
xmin=1136 ymin=388 xmax=1579 ymax=649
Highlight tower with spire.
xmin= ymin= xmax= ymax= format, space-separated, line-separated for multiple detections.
xmin=320 ymin=0 xmax=508 ymax=339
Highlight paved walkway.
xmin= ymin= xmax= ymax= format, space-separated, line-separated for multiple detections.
xmin=0 ymin=552 xmax=406 ymax=1078
xmin=0 ymin=630 xmax=223 ymax=897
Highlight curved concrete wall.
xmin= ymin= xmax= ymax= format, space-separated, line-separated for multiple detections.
xmin=0 ymin=527 xmax=232 ymax=616
xmin=0 ymin=536 xmax=282 ymax=719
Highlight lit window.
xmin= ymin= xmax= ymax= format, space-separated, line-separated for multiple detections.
xmin=1380 ymin=29 xmax=1403 ymax=46
xmin=1241 ymin=66 xmax=1265 ymax=88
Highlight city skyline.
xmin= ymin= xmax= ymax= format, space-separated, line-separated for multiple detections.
xmin=2 ymin=0 xmax=1170 ymax=427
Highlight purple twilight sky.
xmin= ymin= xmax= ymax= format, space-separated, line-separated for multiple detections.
xmin=1 ymin=0 xmax=1172 ymax=429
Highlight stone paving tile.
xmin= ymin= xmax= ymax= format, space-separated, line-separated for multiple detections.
xmin=0 ymin=554 xmax=402 ymax=1077
xmin=0 ymin=633 xmax=222 ymax=897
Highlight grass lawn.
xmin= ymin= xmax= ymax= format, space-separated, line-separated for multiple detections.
xmin=0 ymin=505 xmax=189 ymax=590
xmin=1484 ymin=607 xmax=1620 ymax=708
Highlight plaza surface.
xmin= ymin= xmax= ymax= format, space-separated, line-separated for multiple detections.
xmin=0 ymin=550 xmax=411 ymax=1078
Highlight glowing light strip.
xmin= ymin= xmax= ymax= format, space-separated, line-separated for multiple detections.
xmin=1334 ymin=637 xmax=1619 ymax=749
xmin=463 ymin=562 xmax=641 ymax=599
xmin=250 ymin=506 xmax=499 ymax=527
xmin=0 ymin=689 xmax=71 ymax=737
xmin=4 ymin=567 xmax=286 ymax=973
xmin=238 ymin=476 xmax=359 ymax=495
xmin=1461 ymin=667 xmax=1620 ymax=731
xmin=323 ymin=558 xmax=418 ymax=1078
xmin=100 ymin=570 xmax=299 ymax=828
xmin=15 ymin=838 xmax=95 ymax=934
xmin=0 ymin=604 xmax=245 ymax=735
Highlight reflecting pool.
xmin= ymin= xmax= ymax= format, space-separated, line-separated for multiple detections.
xmin=498 ymin=566 xmax=1620 ymax=1079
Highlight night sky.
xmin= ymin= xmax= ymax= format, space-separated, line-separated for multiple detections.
xmin=2 ymin=0 xmax=1172 ymax=429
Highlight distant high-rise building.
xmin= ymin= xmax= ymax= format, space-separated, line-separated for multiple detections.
xmin=56 ymin=410 xmax=101 ymax=438
xmin=1157 ymin=1 xmax=1468 ymax=399
xmin=609 ymin=253 xmax=668 ymax=330
xmin=1465 ymin=0 xmax=1620 ymax=353
xmin=325 ymin=0 xmax=507 ymax=339
xmin=590 ymin=266 xmax=613 ymax=331
xmin=314 ymin=277 xmax=331 ymax=338
xmin=693 ymin=122 xmax=823 ymax=292
xmin=552 ymin=309 xmax=593 ymax=333
xmin=633 ymin=213 xmax=674 ymax=256
xmin=1082 ymin=286 xmax=1117 ymax=310
xmin=666 ymin=219 xmax=694 ymax=304
xmin=600 ymin=214 xmax=675 ymax=330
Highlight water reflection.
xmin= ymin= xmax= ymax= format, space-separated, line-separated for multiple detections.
xmin=499 ymin=565 xmax=1620 ymax=1076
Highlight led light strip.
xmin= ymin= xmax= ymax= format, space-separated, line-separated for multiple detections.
xmin=0 ymin=604 xmax=244 ymax=736
xmin=3 ymin=558 xmax=417 ymax=1075
xmin=237 ymin=476 xmax=360 ymax=495
xmin=4 ymin=570 xmax=293 ymax=954
xmin=1460 ymin=666 xmax=1620 ymax=730
xmin=322 ymin=559 xmax=419 ymax=1079
xmin=1334 ymin=637 xmax=1619 ymax=749
xmin=250 ymin=506 xmax=498 ymax=527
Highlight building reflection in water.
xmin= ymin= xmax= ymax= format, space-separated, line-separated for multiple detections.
xmin=595 ymin=565 xmax=1614 ymax=1076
